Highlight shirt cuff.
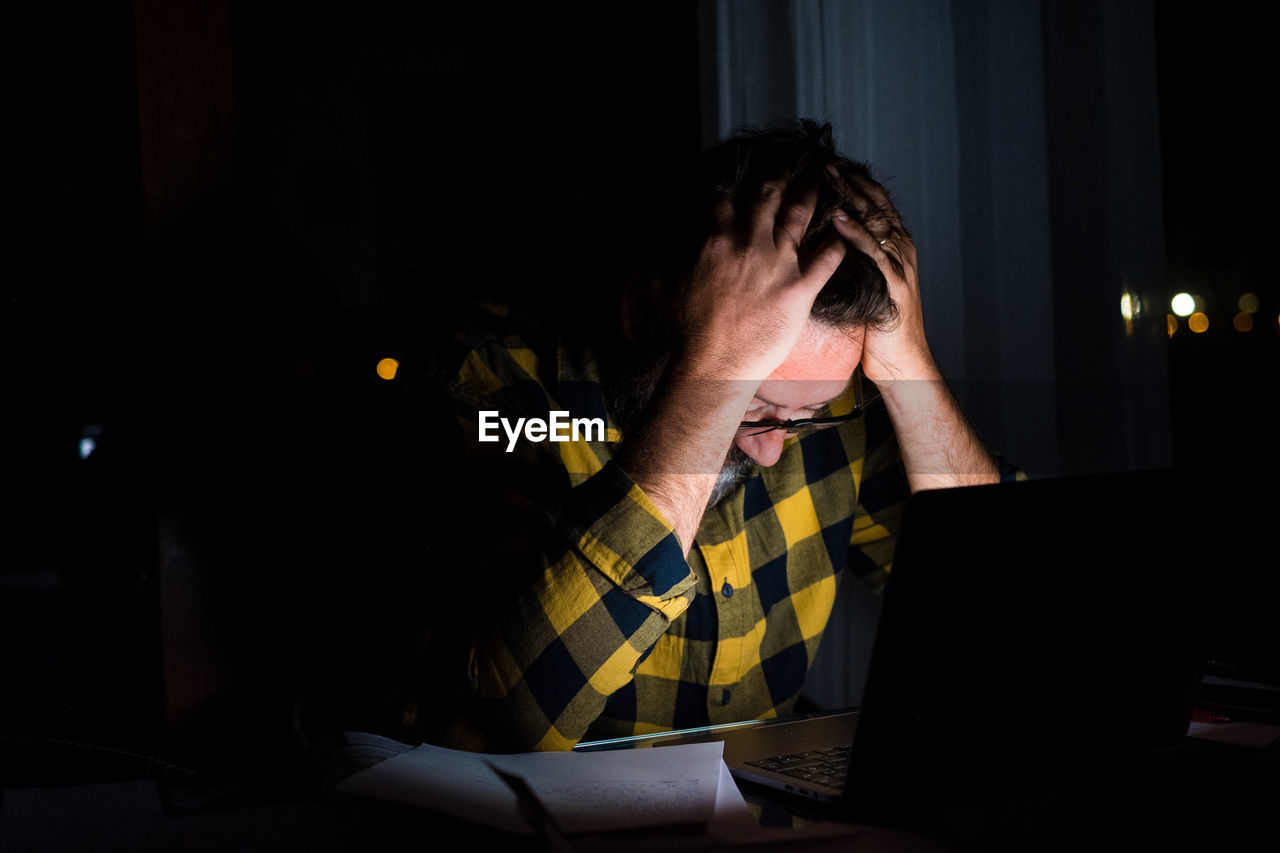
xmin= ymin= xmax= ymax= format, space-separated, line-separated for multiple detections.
xmin=561 ymin=461 xmax=696 ymax=603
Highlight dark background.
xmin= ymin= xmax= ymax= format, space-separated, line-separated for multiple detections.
xmin=3 ymin=1 xmax=1275 ymax=775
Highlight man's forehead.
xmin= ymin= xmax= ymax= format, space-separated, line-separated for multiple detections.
xmin=774 ymin=324 xmax=863 ymax=376
xmin=752 ymin=377 xmax=853 ymax=410
xmin=749 ymin=322 xmax=862 ymax=408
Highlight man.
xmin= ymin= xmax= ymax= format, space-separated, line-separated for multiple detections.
xmin=414 ymin=121 xmax=1014 ymax=753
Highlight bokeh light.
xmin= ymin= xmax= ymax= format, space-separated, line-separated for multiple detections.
xmin=376 ymin=357 xmax=400 ymax=380
xmin=1188 ymin=312 xmax=1209 ymax=333
xmin=1120 ymin=292 xmax=1135 ymax=321
xmin=1238 ymin=292 xmax=1260 ymax=314
xmin=1166 ymin=314 xmax=1177 ymax=337
xmin=1233 ymin=312 xmax=1254 ymax=333
xmin=1170 ymin=292 xmax=1196 ymax=317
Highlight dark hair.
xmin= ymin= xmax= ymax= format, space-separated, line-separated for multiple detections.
xmin=655 ymin=119 xmax=898 ymax=334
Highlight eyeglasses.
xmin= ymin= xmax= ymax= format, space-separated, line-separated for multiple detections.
xmin=736 ymin=373 xmax=880 ymax=437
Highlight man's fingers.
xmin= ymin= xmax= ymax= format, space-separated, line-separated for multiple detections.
xmin=709 ymin=188 xmax=737 ymax=235
xmin=773 ymin=176 xmax=820 ymax=254
xmin=832 ymin=183 xmax=894 ymax=244
xmin=832 ymin=210 xmax=880 ymax=255
xmin=842 ymin=170 xmax=890 ymax=205
xmin=840 ymin=171 xmax=908 ymax=240
xmin=801 ymin=232 xmax=848 ymax=290
xmin=832 ymin=211 xmax=909 ymax=279
xmin=748 ymin=179 xmax=788 ymax=244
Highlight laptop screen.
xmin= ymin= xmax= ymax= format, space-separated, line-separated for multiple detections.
xmin=843 ymin=467 xmax=1208 ymax=821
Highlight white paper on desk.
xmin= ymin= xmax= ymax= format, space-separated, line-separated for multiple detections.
xmin=711 ymin=760 xmax=758 ymax=828
xmin=337 ymin=739 xmax=724 ymax=835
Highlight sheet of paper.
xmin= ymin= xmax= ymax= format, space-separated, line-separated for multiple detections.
xmin=711 ymin=759 xmax=757 ymax=829
xmin=337 ymin=739 xmax=725 ymax=835
xmin=342 ymin=731 xmax=416 ymax=754
xmin=336 ymin=731 xmax=415 ymax=762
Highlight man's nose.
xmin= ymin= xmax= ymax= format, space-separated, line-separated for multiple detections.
xmin=738 ymin=430 xmax=788 ymax=468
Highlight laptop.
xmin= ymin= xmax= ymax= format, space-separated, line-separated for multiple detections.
xmin=577 ymin=468 xmax=1208 ymax=827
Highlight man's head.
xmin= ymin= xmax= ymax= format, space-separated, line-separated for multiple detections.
xmin=632 ymin=120 xmax=899 ymax=336
xmin=618 ymin=120 xmax=901 ymax=501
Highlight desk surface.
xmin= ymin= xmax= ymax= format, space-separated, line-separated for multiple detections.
xmin=2 ymin=726 xmax=1277 ymax=852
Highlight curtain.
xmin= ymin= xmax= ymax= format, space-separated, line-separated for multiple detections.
xmin=698 ymin=0 xmax=1170 ymax=707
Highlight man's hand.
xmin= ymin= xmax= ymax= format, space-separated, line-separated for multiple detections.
xmin=618 ymin=174 xmax=845 ymax=551
xmin=677 ymin=176 xmax=849 ymax=381
xmin=827 ymin=169 xmax=933 ymax=383
xmin=828 ymin=168 xmax=999 ymax=491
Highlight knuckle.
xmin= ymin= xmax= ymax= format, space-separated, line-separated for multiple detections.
xmin=758 ymin=181 xmax=780 ymax=203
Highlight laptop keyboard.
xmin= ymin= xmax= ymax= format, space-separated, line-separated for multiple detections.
xmin=745 ymin=744 xmax=850 ymax=789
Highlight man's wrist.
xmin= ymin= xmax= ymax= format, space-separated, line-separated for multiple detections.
xmin=873 ymin=357 xmax=999 ymax=491
xmin=865 ymin=346 xmax=942 ymax=389
xmin=615 ymin=361 xmax=751 ymax=552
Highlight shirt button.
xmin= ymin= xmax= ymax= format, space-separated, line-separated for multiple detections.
xmin=721 ymin=688 xmax=732 ymax=705
xmin=721 ymin=581 xmax=734 ymax=598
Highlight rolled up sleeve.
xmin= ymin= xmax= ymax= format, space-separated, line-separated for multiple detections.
xmin=467 ymin=461 xmax=697 ymax=751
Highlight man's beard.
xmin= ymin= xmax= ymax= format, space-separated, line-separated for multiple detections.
xmin=707 ymin=444 xmax=757 ymax=507
xmin=609 ymin=350 xmax=758 ymax=508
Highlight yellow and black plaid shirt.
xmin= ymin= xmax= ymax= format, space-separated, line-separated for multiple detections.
xmin=429 ymin=306 xmax=921 ymax=752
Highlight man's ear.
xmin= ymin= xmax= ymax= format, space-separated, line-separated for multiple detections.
xmin=620 ymin=274 xmax=668 ymax=343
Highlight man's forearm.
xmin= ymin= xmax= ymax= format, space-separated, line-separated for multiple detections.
xmin=876 ymin=357 xmax=999 ymax=492
xmin=615 ymin=358 xmax=756 ymax=554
